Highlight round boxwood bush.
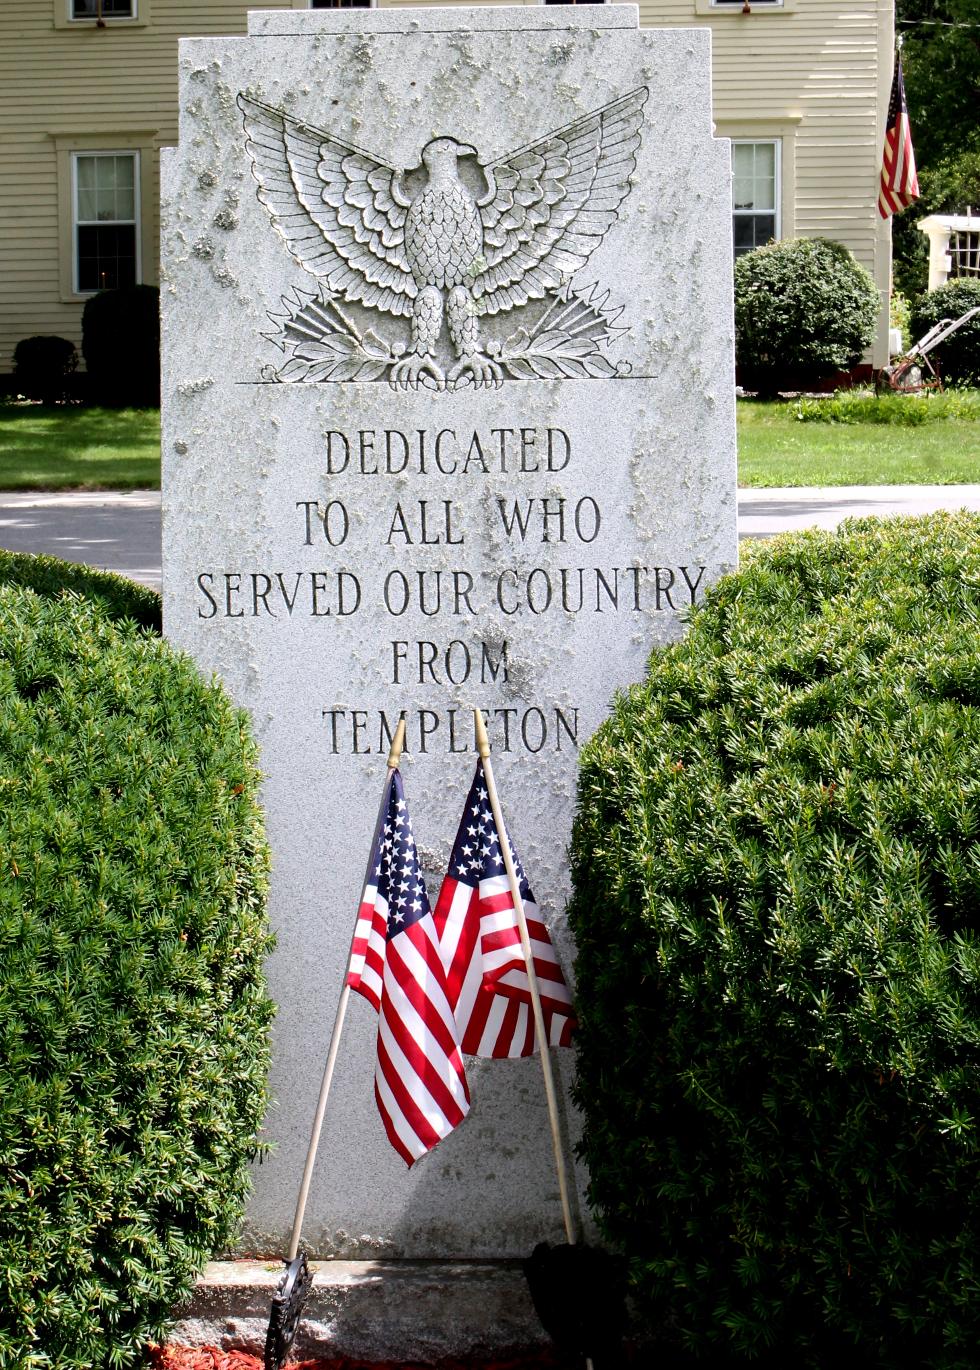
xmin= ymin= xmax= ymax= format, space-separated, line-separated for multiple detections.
xmin=570 ymin=512 xmax=980 ymax=1368
xmin=82 ymin=285 xmax=160 ymax=407
xmin=0 ymin=579 xmax=273 ymax=1368
xmin=734 ymin=237 xmax=880 ymax=396
xmin=910 ymin=278 xmax=980 ymax=387
xmin=13 ymin=335 xmax=78 ymax=405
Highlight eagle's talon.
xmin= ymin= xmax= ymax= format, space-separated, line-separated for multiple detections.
xmin=448 ymin=353 xmax=504 ymax=392
xmin=388 ymin=353 xmax=445 ymax=392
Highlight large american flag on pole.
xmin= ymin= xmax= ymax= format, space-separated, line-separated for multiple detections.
xmin=347 ymin=770 xmax=470 ymax=1165
xmin=878 ymin=52 xmax=919 ymax=219
xmin=432 ymin=760 xmax=576 ymax=1059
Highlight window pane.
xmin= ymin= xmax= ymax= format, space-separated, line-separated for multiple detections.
xmin=311 ymin=0 xmax=372 ymax=7
xmin=732 ymin=144 xmax=755 ymax=183
xmin=77 ymin=224 xmax=137 ymax=292
xmin=733 ymin=174 xmax=756 ymax=210
xmin=732 ymin=142 xmax=777 ymax=212
xmin=77 ymin=155 xmax=136 ymax=223
xmin=111 ymin=156 xmax=135 ymax=219
xmin=73 ymin=0 xmax=135 ymax=14
xmin=76 ymin=156 xmax=97 ymax=221
xmin=733 ymin=213 xmax=776 ymax=256
xmin=753 ymin=143 xmax=776 ymax=181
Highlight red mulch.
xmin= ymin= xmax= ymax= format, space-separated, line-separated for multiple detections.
xmin=150 ymin=1349 xmax=560 ymax=1370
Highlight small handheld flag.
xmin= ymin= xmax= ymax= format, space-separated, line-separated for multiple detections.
xmin=348 ymin=769 xmax=470 ymax=1165
xmin=433 ymin=757 xmax=576 ymax=1059
xmin=878 ymin=52 xmax=919 ymax=219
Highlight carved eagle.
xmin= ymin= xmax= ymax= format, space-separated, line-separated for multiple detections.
xmin=238 ymin=88 xmax=647 ymax=389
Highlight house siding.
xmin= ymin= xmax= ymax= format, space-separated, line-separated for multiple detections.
xmin=0 ymin=0 xmax=298 ymax=372
xmin=0 ymin=0 xmax=893 ymax=374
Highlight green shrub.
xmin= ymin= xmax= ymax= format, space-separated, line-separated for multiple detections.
xmin=13 ymin=336 xmax=78 ymax=405
xmin=0 ymin=548 xmax=161 ymax=632
xmin=910 ymin=278 xmax=980 ymax=387
xmin=794 ymin=388 xmax=980 ymax=427
xmin=734 ymin=238 xmax=880 ymax=397
xmin=571 ymin=512 xmax=980 ymax=1368
xmin=82 ymin=286 xmax=160 ymax=408
xmin=0 ymin=582 xmax=273 ymax=1368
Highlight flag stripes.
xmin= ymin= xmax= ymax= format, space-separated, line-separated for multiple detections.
xmin=878 ymin=53 xmax=919 ymax=219
xmin=433 ymin=760 xmax=576 ymax=1059
xmin=347 ymin=770 xmax=469 ymax=1165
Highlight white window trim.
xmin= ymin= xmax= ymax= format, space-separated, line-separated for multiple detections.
xmin=55 ymin=0 xmax=149 ymax=29
xmin=731 ymin=138 xmax=781 ymax=253
xmin=52 ymin=132 xmax=156 ymax=301
xmin=71 ymin=150 xmax=142 ymax=296
xmin=715 ymin=117 xmax=799 ymax=256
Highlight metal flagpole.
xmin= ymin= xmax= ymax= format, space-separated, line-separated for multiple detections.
xmin=473 ymin=710 xmax=595 ymax=1370
xmin=265 ymin=720 xmax=406 ymax=1370
xmin=286 ymin=716 xmax=407 ymax=1259
xmin=473 ymin=708 xmax=578 ymax=1246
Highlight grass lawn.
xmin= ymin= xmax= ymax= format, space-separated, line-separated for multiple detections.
xmin=738 ymin=390 xmax=980 ymax=487
xmin=0 ymin=403 xmax=160 ymax=490
xmin=2 ymin=392 xmax=980 ymax=491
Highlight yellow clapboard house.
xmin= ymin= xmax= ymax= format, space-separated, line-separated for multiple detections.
xmin=0 ymin=0 xmax=894 ymax=376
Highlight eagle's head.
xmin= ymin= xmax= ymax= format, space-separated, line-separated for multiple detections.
xmin=420 ymin=137 xmax=478 ymax=176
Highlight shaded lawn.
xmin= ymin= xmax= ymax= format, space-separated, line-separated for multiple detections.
xmin=737 ymin=397 xmax=980 ymax=487
xmin=0 ymin=403 xmax=160 ymax=490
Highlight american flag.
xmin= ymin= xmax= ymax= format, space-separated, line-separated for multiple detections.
xmin=878 ymin=53 xmax=919 ymax=219
xmin=347 ymin=770 xmax=470 ymax=1165
xmin=432 ymin=760 xmax=576 ymax=1059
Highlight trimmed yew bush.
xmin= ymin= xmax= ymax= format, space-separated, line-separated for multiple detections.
xmin=734 ymin=237 xmax=879 ymax=396
xmin=571 ymin=513 xmax=980 ymax=1368
xmin=0 ymin=576 xmax=273 ymax=1368
xmin=82 ymin=285 xmax=160 ymax=408
xmin=0 ymin=547 xmax=161 ymax=631
xmin=13 ymin=336 xmax=78 ymax=405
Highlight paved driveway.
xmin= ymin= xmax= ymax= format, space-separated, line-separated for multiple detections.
xmin=0 ymin=490 xmax=162 ymax=589
xmin=738 ymin=484 xmax=980 ymax=538
xmin=3 ymin=486 xmax=980 ymax=591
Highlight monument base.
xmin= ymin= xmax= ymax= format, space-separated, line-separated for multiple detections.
xmin=170 ymin=1260 xmax=549 ymax=1363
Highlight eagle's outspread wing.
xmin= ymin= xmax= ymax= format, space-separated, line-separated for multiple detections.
xmin=472 ymin=87 xmax=648 ymax=317
xmin=238 ymin=94 xmax=417 ymax=318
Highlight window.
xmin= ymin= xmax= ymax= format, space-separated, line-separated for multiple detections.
xmin=72 ymin=153 xmax=140 ymax=293
xmin=949 ymin=229 xmax=980 ymax=279
xmin=732 ymin=141 xmax=779 ymax=256
xmin=544 ymin=1 xmax=607 ymax=6
xmin=71 ymin=0 xmax=137 ymax=17
xmin=309 ymin=1 xmax=372 ymax=8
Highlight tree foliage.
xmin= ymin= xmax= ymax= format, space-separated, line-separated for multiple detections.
xmin=897 ymin=1 xmax=980 ymax=169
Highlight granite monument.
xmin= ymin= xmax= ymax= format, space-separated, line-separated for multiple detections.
xmin=161 ymin=2 xmax=737 ymax=1266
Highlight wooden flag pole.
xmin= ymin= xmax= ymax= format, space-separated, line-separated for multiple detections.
xmin=474 ymin=708 xmax=577 ymax=1248
xmin=286 ymin=719 xmax=406 ymax=1261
